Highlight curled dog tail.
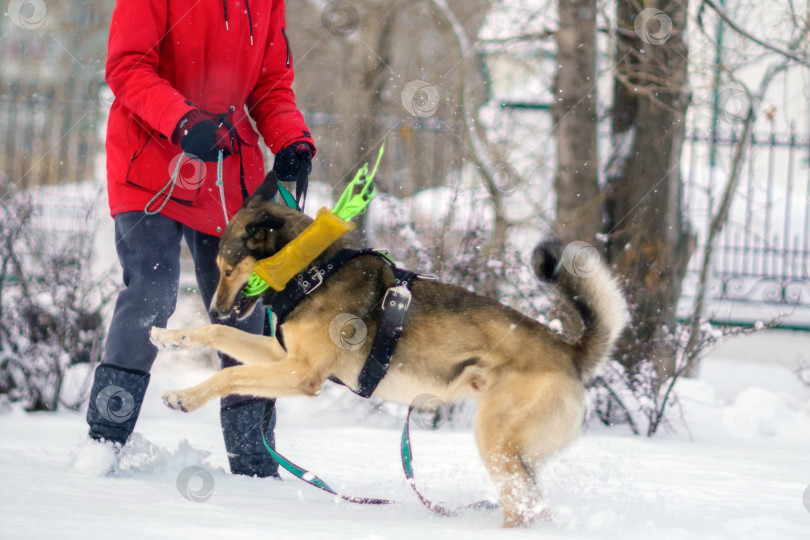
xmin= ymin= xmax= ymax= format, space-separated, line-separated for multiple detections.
xmin=531 ymin=240 xmax=629 ymax=379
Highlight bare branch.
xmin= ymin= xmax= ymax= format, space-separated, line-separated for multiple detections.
xmin=702 ymin=0 xmax=810 ymax=67
xmin=479 ymin=30 xmax=555 ymax=44
xmin=684 ymin=57 xmax=793 ymax=364
xmin=429 ymin=0 xmax=512 ymax=296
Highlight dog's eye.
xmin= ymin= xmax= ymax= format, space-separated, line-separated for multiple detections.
xmin=224 ymin=270 xmax=233 ymax=278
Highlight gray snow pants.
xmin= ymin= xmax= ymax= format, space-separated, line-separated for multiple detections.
xmin=86 ymin=211 xmax=278 ymax=476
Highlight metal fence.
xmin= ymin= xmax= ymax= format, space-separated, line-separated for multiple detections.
xmin=0 ymin=82 xmax=104 ymax=193
xmin=4 ymin=88 xmax=810 ymax=326
xmin=305 ymin=113 xmax=468 ymax=199
xmin=680 ymin=127 xmax=810 ymax=326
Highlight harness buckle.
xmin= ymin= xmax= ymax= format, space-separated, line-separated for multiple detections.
xmin=372 ymin=249 xmax=396 ymax=267
xmin=382 ymin=285 xmax=411 ymax=312
xmin=301 ymin=267 xmax=324 ymax=294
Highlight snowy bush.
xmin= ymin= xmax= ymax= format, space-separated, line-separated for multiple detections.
xmin=795 ymin=363 xmax=810 ymax=390
xmin=587 ymin=320 xmax=772 ymax=436
xmin=588 ymin=358 xmax=684 ymax=436
xmin=0 ymin=191 xmax=114 ymax=412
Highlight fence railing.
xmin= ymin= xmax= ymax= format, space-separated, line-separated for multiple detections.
xmin=0 ymin=84 xmax=103 ymax=192
xmin=680 ymin=127 xmax=810 ymax=326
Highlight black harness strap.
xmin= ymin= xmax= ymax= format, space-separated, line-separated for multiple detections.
xmin=268 ymin=249 xmax=416 ymax=398
xmin=356 ymin=266 xmax=414 ymax=398
xmin=269 ymin=248 xmax=376 ymax=324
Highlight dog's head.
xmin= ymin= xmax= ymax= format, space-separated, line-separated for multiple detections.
xmin=210 ymin=171 xmax=309 ymax=320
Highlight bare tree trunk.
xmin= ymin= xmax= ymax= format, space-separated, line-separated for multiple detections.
xmin=336 ymin=1 xmax=404 ymax=176
xmin=553 ymin=0 xmax=602 ymax=244
xmin=605 ymin=0 xmax=694 ymax=380
xmin=329 ymin=1 xmax=406 ymax=242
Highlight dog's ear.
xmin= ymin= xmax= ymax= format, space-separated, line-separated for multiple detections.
xmin=246 ymin=212 xmax=285 ymax=236
xmin=244 ymin=171 xmax=279 ymax=208
xmin=245 ymin=212 xmax=286 ymax=251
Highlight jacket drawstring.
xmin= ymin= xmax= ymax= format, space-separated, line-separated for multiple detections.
xmin=244 ymin=0 xmax=254 ymax=45
xmin=223 ymin=0 xmax=254 ymax=45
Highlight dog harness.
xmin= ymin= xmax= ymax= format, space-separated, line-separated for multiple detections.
xmin=268 ymin=248 xmax=419 ymax=398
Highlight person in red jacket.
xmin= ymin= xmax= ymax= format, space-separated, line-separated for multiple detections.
xmin=81 ymin=0 xmax=313 ymax=477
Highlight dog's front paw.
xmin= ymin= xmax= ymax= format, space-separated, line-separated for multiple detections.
xmin=150 ymin=327 xmax=179 ymax=348
xmin=150 ymin=327 xmax=198 ymax=349
xmin=161 ymin=390 xmax=198 ymax=413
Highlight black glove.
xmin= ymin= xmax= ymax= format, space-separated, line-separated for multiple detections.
xmin=273 ymin=142 xmax=313 ymax=208
xmin=173 ymin=109 xmax=237 ymax=162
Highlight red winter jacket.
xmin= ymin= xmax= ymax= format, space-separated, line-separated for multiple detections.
xmin=105 ymin=0 xmax=315 ymax=235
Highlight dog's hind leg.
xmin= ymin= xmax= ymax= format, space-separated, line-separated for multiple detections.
xmin=475 ymin=388 xmax=539 ymax=527
xmin=150 ymin=325 xmax=286 ymax=365
xmin=161 ymin=358 xmax=326 ymax=412
xmin=475 ymin=407 xmax=540 ymax=527
xmin=476 ymin=371 xmax=585 ymax=527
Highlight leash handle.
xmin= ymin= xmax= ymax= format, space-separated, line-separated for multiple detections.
xmin=144 ymin=153 xmax=184 ymax=215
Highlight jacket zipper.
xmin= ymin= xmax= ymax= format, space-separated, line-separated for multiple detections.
xmin=281 ymin=27 xmax=291 ymax=67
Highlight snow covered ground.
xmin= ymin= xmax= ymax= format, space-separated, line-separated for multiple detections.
xmin=1 ymin=308 xmax=809 ymax=539
xmin=4 ymin=176 xmax=810 ymax=539
xmin=5 ymin=177 xmax=809 ymax=538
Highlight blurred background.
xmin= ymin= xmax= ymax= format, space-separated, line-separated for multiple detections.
xmin=1 ymin=0 xmax=809 ymax=434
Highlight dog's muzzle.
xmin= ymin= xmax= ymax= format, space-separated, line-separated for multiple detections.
xmin=210 ymin=289 xmax=259 ymax=321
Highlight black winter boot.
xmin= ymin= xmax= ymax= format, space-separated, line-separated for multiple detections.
xmin=86 ymin=364 xmax=150 ymax=445
xmin=220 ymin=396 xmax=279 ymax=478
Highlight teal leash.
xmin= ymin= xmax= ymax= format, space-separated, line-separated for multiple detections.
xmin=262 ymin=181 xmax=301 ymax=338
xmin=216 ymin=150 xmax=229 ymax=225
xmin=261 ymin=433 xmax=396 ymax=505
xmin=276 ymin=182 xmax=298 ymax=209
xmin=400 ymin=407 xmax=500 ymax=516
xmin=262 ymin=408 xmax=500 ymax=514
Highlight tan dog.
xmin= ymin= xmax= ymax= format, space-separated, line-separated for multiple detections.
xmin=150 ymin=172 xmax=628 ymax=527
